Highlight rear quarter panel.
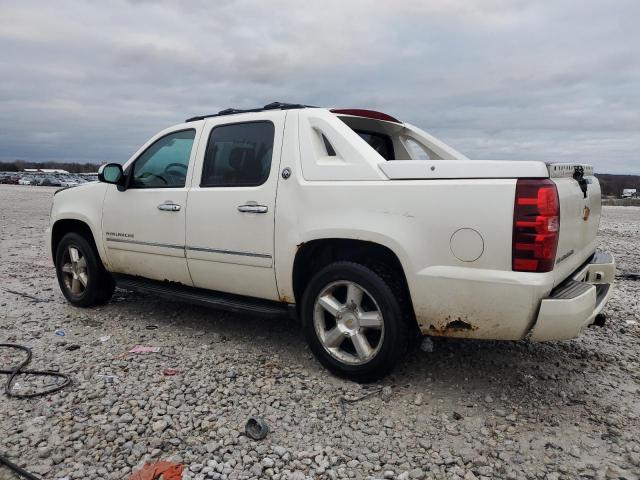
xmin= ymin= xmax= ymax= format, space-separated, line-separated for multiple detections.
xmin=275 ymin=173 xmax=552 ymax=339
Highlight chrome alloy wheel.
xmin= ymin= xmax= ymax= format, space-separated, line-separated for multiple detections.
xmin=61 ymin=246 xmax=88 ymax=295
xmin=313 ymin=281 xmax=385 ymax=365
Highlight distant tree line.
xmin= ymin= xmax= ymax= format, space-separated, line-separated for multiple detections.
xmin=595 ymin=173 xmax=640 ymax=197
xmin=0 ymin=160 xmax=102 ymax=173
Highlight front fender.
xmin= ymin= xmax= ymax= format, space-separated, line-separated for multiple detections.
xmin=50 ymin=183 xmax=110 ymax=268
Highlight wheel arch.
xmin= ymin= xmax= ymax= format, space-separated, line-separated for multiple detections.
xmin=51 ymin=218 xmax=101 ymax=264
xmin=291 ymin=238 xmax=415 ymax=322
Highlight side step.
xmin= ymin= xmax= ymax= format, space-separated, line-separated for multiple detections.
xmin=114 ymin=274 xmax=292 ymax=319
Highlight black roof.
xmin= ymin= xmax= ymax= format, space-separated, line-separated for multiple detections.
xmin=185 ymin=102 xmax=312 ymax=123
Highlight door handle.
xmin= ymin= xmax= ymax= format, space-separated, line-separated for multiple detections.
xmin=157 ymin=202 xmax=181 ymax=212
xmin=237 ymin=204 xmax=268 ymax=214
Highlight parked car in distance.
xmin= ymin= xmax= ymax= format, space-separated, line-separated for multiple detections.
xmin=60 ymin=180 xmax=79 ymax=187
xmin=46 ymin=102 xmax=616 ymax=381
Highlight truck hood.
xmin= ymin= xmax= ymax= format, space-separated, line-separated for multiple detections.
xmin=54 ymin=181 xmax=98 ymax=195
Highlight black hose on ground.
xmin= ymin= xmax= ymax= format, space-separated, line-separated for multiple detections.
xmin=0 ymin=343 xmax=71 ymax=398
xmin=0 ymin=454 xmax=42 ymax=480
xmin=0 ymin=343 xmax=71 ymax=479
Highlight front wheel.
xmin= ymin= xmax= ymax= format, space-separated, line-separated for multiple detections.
xmin=301 ymin=261 xmax=408 ymax=382
xmin=55 ymin=232 xmax=114 ymax=307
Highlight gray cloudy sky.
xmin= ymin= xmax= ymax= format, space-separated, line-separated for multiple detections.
xmin=1 ymin=0 xmax=639 ymax=173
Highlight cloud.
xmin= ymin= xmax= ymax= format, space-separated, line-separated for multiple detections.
xmin=0 ymin=0 xmax=638 ymax=173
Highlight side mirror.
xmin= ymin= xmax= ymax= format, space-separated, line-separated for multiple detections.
xmin=98 ymin=163 xmax=124 ymax=185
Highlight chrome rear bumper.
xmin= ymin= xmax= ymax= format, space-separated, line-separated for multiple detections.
xmin=529 ymin=250 xmax=616 ymax=341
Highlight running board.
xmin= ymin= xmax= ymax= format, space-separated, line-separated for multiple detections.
xmin=114 ymin=274 xmax=292 ymax=319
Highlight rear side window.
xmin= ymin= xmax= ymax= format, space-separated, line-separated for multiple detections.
xmin=355 ymin=130 xmax=395 ymax=160
xmin=201 ymin=121 xmax=274 ymax=187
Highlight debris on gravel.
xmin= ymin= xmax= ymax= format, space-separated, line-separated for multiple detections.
xmin=1 ymin=186 xmax=639 ymax=480
xmin=245 ymin=416 xmax=270 ymax=441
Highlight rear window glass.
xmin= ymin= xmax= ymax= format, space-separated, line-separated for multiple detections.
xmin=354 ymin=130 xmax=395 ymax=160
xmin=201 ymin=121 xmax=274 ymax=187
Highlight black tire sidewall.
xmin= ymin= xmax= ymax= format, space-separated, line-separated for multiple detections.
xmin=55 ymin=232 xmax=104 ymax=307
xmin=301 ymin=261 xmax=407 ymax=382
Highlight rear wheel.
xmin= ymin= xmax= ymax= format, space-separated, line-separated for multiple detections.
xmin=301 ymin=261 xmax=408 ymax=382
xmin=55 ymin=232 xmax=114 ymax=307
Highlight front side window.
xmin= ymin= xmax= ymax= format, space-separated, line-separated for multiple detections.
xmin=201 ymin=121 xmax=274 ymax=187
xmin=131 ymin=129 xmax=196 ymax=188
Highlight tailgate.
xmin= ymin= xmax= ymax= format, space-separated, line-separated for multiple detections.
xmin=548 ymin=163 xmax=601 ymax=285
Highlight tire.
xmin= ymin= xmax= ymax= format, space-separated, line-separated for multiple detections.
xmin=301 ymin=261 xmax=408 ymax=382
xmin=55 ymin=232 xmax=115 ymax=307
xmin=94 ymin=270 xmax=116 ymax=305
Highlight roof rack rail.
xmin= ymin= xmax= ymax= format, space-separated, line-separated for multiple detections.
xmin=185 ymin=102 xmax=312 ymax=123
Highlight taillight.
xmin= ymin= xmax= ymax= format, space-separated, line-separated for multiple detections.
xmin=512 ymin=179 xmax=559 ymax=272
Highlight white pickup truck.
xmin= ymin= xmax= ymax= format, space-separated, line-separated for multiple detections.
xmin=47 ymin=102 xmax=615 ymax=381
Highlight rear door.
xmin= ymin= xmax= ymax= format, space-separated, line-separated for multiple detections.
xmin=102 ymin=125 xmax=202 ymax=285
xmin=548 ymin=164 xmax=602 ymax=284
xmin=185 ymin=112 xmax=286 ymax=300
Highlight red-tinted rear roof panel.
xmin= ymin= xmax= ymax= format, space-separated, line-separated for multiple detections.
xmin=330 ymin=108 xmax=401 ymax=124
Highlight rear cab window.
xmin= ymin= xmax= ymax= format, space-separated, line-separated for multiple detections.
xmin=334 ymin=111 xmax=449 ymax=161
xmin=354 ymin=130 xmax=395 ymax=160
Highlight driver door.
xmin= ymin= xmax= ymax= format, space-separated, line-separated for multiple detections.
xmin=102 ymin=125 xmax=202 ymax=285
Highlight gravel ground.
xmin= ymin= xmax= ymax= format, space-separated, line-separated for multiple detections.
xmin=0 ymin=184 xmax=639 ymax=480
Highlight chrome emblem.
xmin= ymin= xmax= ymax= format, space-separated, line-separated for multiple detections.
xmin=582 ymin=206 xmax=591 ymax=221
